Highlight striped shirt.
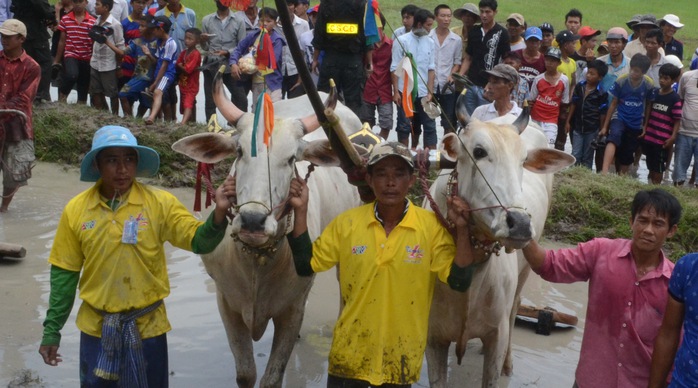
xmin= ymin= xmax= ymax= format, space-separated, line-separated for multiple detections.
xmin=58 ymin=11 xmax=97 ymax=62
xmin=644 ymin=89 xmax=682 ymax=145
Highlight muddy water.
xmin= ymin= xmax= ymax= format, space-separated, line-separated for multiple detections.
xmin=0 ymin=162 xmax=588 ymax=387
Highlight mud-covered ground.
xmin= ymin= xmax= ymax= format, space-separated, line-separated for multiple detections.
xmin=0 ymin=163 xmax=587 ymax=387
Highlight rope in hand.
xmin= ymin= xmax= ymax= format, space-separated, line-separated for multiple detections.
xmin=416 ymin=149 xmax=454 ymax=235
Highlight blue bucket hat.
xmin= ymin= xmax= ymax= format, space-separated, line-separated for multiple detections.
xmin=80 ymin=125 xmax=160 ymax=182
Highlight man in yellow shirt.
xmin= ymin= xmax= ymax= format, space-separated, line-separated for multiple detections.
xmin=38 ymin=125 xmax=235 ymax=387
xmin=286 ymin=142 xmax=478 ymax=386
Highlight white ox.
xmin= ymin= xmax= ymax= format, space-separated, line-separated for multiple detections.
xmin=172 ymin=82 xmax=362 ymax=387
xmin=425 ymin=104 xmax=574 ymax=387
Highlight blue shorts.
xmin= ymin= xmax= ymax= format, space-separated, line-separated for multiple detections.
xmin=608 ymin=118 xmax=641 ymax=166
xmin=607 ymin=118 xmax=639 ymax=147
xmin=79 ymin=332 xmax=168 ymax=387
xmin=119 ymin=77 xmax=151 ymax=105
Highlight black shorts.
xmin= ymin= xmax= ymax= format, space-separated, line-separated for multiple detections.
xmin=617 ymin=129 xmax=642 ymax=166
xmin=642 ymin=141 xmax=668 ymax=173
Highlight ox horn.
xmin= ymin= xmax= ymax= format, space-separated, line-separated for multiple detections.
xmin=213 ymin=65 xmax=245 ymax=125
xmin=299 ymin=79 xmax=338 ymax=134
xmin=455 ymin=89 xmax=470 ymax=128
xmin=512 ymin=101 xmax=530 ymax=134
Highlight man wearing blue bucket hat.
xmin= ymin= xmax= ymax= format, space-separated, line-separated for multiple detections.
xmin=38 ymin=125 xmax=236 ymax=387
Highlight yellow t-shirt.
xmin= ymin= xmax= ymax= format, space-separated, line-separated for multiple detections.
xmin=557 ymin=57 xmax=577 ymax=98
xmin=49 ymin=180 xmax=203 ymax=339
xmin=311 ymin=201 xmax=455 ymax=385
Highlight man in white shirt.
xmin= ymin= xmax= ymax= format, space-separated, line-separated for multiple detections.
xmin=280 ymin=0 xmax=309 ymax=99
xmin=507 ymin=13 xmax=526 ymax=51
xmin=88 ymin=0 xmax=127 ymax=22
xmin=391 ymin=8 xmax=436 ymax=149
xmin=430 ymin=4 xmax=461 ymax=134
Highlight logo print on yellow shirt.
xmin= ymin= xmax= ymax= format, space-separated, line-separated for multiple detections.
xmin=352 ymin=245 xmax=367 ymax=254
xmin=81 ymin=220 xmax=96 ymax=230
xmin=404 ymin=245 xmax=423 ymax=263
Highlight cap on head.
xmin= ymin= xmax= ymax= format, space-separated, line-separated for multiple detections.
xmin=147 ymin=15 xmax=172 ymax=30
xmin=307 ymin=4 xmax=318 ymax=14
xmin=660 ymin=14 xmax=684 ymax=29
xmin=556 ymin=30 xmax=580 ymax=45
xmin=634 ymin=14 xmax=658 ymax=28
xmin=0 ymin=19 xmax=27 ymax=38
xmin=665 ymin=54 xmax=684 ymax=69
xmin=367 ymin=142 xmax=414 ymax=170
xmin=453 ymin=3 xmax=479 ymax=20
xmin=606 ymin=27 xmax=628 ymax=41
xmin=626 ymin=14 xmax=642 ymax=29
xmin=524 ymin=26 xmax=542 ymax=41
xmin=545 ymin=47 xmax=562 ymax=60
xmin=539 ymin=22 xmax=554 ymax=33
xmin=484 ymin=63 xmax=520 ymax=85
xmin=578 ymin=26 xmax=600 ymax=39
xmin=507 ymin=13 xmax=525 ymax=27
xmin=80 ymin=125 xmax=160 ymax=182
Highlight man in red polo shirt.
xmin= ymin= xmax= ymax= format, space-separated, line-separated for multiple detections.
xmin=0 ymin=19 xmax=40 ymax=212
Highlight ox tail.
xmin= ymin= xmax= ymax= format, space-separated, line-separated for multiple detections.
xmin=213 ymin=65 xmax=244 ymax=125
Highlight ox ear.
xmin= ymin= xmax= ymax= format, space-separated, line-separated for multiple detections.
xmin=299 ymin=140 xmax=368 ymax=167
xmin=172 ymin=132 xmax=238 ymax=163
xmin=455 ymin=89 xmax=470 ymax=128
xmin=524 ymin=148 xmax=576 ymax=174
xmin=441 ymin=133 xmax=460 ymax=161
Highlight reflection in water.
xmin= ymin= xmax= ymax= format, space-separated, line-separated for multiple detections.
xmin=1 ymin=163 xmax=585 ymax=387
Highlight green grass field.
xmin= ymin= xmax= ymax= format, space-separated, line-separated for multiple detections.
xmin=185 ymin=0 xmax=698 ymax=65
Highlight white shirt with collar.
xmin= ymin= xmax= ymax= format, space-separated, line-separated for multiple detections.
xmin=90 ymin=13 xmax=125 ymax=72
xmin=87 ymin=0 xmax=128 ymax=22
xmin=429 ymin=28 xmax=462 ymax=95
xmin=472 ymin=101 xmax=522 ymax=122
xmin=281 ymin=14 xmax=310 ymax=76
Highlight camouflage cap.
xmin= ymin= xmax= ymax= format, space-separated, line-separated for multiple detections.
xmin=367 ymin=142 xmax=414 ymax=169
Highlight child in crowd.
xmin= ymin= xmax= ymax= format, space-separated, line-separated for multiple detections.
xmin=144 ymin=15 xmax=178 ymax=124
xmin=530 ymin=47 xmax=570 ymax=147
xmin=566 ymin=59 xmax=609 ymax=169
xmin=554 ymin=30 xmax=578 ymax=150
xmin=392 ymin=4 xmax=418 ymax=39
xmin=599 ymin=54 xmax=653 ymax=174
xmin=502 ymin=51 xmax=529 ymax=108
xmin=54 ymin=0 xmax=95 ymax=104
xmin=360 ymin=14 xmax=392 ymax=140
xmin=177 ymin=28 xmax=202 ymax=124
xmin=89 ymin=0 xmax=124 ymax=114
xmin=230 ymin=8 xmax=286 ymax=107
xmin=120 ymin=0 xmax=147 ymax=87
xmin=51 ymin=0 xmax=73 ymax=60
xmin=641 ymin=63 xmax=682 ymax=184
xmin=107 ymin=16 xmax=157 ymax=117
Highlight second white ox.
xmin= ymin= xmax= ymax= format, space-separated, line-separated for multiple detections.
xmin=172 ymin=82 xmax=362 ymax=387
xmin=425 ymin=102 xmax=574 ymax=387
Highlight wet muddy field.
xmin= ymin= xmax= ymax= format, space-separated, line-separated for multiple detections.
xmin=0 ymin=163 xmax=586 ymax=387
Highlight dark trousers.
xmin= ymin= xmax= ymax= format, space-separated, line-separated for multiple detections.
xmin=79 ymin=332 xmax=169 ymax=388
xmin=434 ymin=92 xmax=457 ymax=133
xmin=60 ymin=57 xmax=91 ymax=102
xmin=24 ymin=40 xmax=52 ymax=102
xmin=327 ymin=375 xmax=411 ymax=388
xmin=317 ymin=51 xmax=364 ymax=117
xmin=203 ymin=67 xmax=248 ymax=121
xmin=282 ymin=73 xmax=305 ymax=99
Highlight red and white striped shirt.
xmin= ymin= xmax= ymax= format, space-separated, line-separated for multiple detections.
xmin=58 ymin=11 xmax=96 ymax=62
